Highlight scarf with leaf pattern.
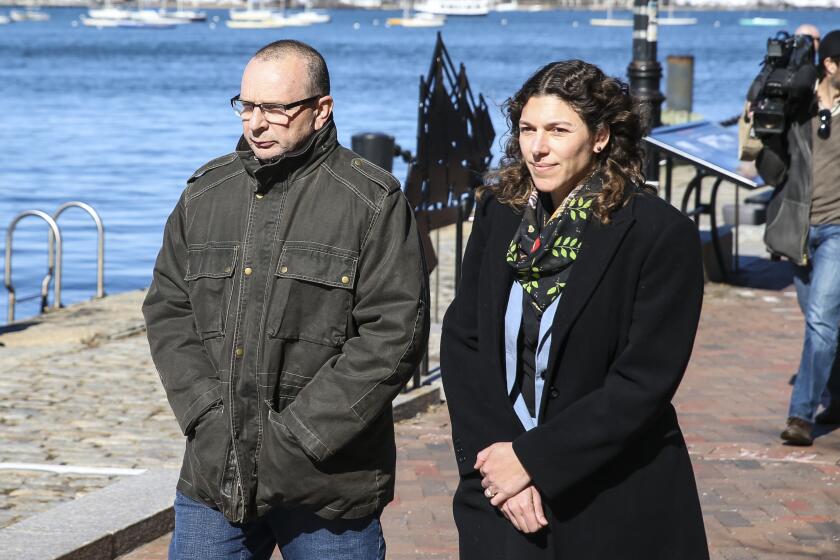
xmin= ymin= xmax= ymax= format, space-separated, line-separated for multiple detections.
xmin=505 ymin=173 xmax=601 ymax=314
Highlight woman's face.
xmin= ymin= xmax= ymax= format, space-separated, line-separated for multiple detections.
xmin=518 ymin=95 xmax=609 ymax=205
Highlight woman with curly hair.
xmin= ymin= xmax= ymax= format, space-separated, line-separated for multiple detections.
xmin=440 ymin=60 xmax=709 ymax=559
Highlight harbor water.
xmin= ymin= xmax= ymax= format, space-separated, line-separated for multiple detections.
xmin=1 ymin=6 xmax=839 ymax=322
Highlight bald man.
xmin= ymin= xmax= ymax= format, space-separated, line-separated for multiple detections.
xmin=143 ymin=40 xmax=429 ymax=558
xmin=796 ymin=23 xmax=821 ymax=52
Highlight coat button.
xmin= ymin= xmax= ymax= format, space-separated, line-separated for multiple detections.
xmin=341 ymin=275 xmax=350 ymax=285
xmin=244 ymin=267 xmax=253 ymax=276
xmin=224 ymin=266 xmax=232 ymax=274
xmin=280 ymin=266 xmax=288 ymax=274
xmin=234 ymin=347 xmax=244 ymax=358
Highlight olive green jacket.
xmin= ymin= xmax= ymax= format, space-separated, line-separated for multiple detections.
xmin=142 ymin=120 xmax=429 ymax=523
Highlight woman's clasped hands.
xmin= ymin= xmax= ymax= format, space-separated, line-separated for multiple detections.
xmin=475 ymin=442 xmax=548 ymax=534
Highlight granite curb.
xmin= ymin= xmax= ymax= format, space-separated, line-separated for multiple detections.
xmin=0 ymin=469 xmax=178 ymax=560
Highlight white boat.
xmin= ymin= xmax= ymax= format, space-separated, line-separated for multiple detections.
xmin=387 ymin=0 xmax=445 ymax=28
xmin=493 ymin=0 xmax=519 ymax=11
xmin=739 ymin=17 xmax=787 ymax=27
xmin=590 ymin=2 xmax=631 ymax=27
xmin=658 ymin=0 xmax=696 ymax=26
xmin=134 ymin=9 xmax=187 ymax=24
xmin=226 ymin=17 xmax=289 ymax=28
xmin=87 ymin=6 xmax=133 ymax=19
xmin=80 ymin=15 xmax=124 ymax=26
xmin=168 ymin=9 xmax=207 ymax=22
xmin=288 ymin=2 xmax=330 ymax=24
xmin=414 ymin=0 xmax=489 ymax=16
xmin=0 ymin=15 xmax=11 ymax=24
xmin=158 ymin=0 xmax=206 ymax=22
xmin=228 ymin=8 xmax=275 ymax=20
xmin=10 ymin=9 xmax=50 ymax=22
xmin=387 ymin=11 xmax=445 ymax=26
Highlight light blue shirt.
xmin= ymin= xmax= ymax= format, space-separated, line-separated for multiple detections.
xmin=503 ymin=282 xmax=559 ymax=431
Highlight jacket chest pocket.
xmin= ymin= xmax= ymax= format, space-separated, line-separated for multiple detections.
xmin=269 ymin=243 xmax=357 ymax=347
xmin=185 ymin=244 xmax=238 ymax=338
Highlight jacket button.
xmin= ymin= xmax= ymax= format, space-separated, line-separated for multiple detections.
xmin=280 ymin=266 xmax=288 ymax=274
xmin=224 ymin=266 xmax=232 ymax=274
xmin=234 ymin=347 xmax=244 ymax=358
xmin=244 ymin=267 xmax=253 ymax=276
xmin=341 ymin=275 xmax=350 ymax=285
xmin=352 ymin=158 xmax=361 ymax=166
xmin=549 ymin=386 xmax=559 ymax=398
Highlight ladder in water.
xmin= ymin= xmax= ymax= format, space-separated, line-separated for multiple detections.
xmin=4 ymin=202 xmax=105 ymax=323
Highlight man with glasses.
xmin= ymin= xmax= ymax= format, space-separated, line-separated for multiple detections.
xmin=759 ymin=30 xmax=840 ymax=445
xmin=143 ymin=40 xmax=429 ymax=558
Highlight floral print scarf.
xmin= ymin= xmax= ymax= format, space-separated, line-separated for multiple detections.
xmin=505 ymin=173 xmax=602 ymax=314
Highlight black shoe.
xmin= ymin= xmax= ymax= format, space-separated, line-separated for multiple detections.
xmin=781 ymin=417 xmax=813 ymax=446
xmin=815 ymin=403 xmax=840 ymax=425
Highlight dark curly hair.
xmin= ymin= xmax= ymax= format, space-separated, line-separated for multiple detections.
xmin=481 ymin=60 xmax=646 ymax=223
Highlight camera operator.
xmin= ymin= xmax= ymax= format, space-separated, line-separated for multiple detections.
xmin=756 ymin=30 xmax=840 ymax=445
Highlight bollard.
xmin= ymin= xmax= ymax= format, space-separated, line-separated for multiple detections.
xmin=351 ymin=132 xmax=395 ymax=172
xmin=666 ymin=55 xmax=694 ymax=113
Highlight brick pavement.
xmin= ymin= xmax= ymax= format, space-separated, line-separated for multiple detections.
xmin=123 ymin=274 xmax=840 ymax=559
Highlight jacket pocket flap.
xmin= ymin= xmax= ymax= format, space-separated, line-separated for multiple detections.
xmin=185 ymin=245 xmax=238 ymax=280
xmin=276 ymin=244 xmax=358 ymax=289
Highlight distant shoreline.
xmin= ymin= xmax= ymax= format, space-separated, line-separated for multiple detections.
xmin=0 ymin=1 xmax=802 ymax=12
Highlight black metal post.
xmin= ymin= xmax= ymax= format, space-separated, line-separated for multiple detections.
xmin=628 ymin=0 xmax=664 ymax=183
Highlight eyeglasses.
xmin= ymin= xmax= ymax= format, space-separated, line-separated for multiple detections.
xmin=230 ymin=94 xmax=320 ymax=124
xmin=818 ymin=109 xmax=832 ymax=140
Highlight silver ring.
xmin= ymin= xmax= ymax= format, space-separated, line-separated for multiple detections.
xmin=484 ymin=488 xmax=494 ymax=499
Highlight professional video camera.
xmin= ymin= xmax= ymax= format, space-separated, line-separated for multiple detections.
xmin=747 ymin=31 xmax=817 ymax=137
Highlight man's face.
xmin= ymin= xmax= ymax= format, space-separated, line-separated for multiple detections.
xmin=239 ymin=57 xmax=327 ymax=161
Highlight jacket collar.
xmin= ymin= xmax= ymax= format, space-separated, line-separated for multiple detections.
xmin=235 ymin=119 xmax=338 ymax=192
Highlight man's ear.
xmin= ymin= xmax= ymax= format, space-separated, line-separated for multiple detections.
xmin=314 ymin=95 xmax=334 ymax=130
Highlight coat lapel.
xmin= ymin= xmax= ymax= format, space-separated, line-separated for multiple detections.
xmin=543 ymin=204 xmax=636 ymax=387
xmin=483 ymin=202 xmax=519 ymax=386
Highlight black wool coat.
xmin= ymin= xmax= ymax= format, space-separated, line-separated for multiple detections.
xmin=440 ymin=188 xmax=710 ymax=559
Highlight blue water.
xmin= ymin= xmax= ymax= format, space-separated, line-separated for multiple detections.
xmin=1 ymin=7 xmax=839 ymax=323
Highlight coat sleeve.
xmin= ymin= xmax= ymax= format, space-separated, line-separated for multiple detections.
xmin=276 ymin=190 xmax=429 ymax=463
xmin=439 ymin=196 xmax=500 ymax=473
xmin=142 ymin=194 xmax=223 ymax=436
xmin=512 ymin=215 xmax=704 ymax=500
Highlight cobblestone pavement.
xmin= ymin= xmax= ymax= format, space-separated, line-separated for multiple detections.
xmin=124 ymin=275 xmax=840 ymax=559
xmin=0 ymin=290 xmax=183 ymax=528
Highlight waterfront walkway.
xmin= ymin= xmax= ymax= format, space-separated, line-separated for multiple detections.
xmin=121 ymin=270 xmax=840 ymax=559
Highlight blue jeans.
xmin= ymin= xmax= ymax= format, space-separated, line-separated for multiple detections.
xmin=790 ymin=224 xmax=840 ymax=422
xmin=169 ymin=492 xmax=386 ymax=560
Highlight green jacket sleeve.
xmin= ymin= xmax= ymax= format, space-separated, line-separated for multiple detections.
xmin=142 ymin=194 xmax=222 ymax=436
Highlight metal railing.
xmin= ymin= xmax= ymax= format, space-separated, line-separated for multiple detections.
xmin=4 ymin=202 xmax=105 ymax=323
xmin=5 ymin=211 xmax=63 ymax=323
xmin=49 ymin=202 xmax=105 ymax=299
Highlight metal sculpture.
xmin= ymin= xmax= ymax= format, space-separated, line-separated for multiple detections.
xmin=404 ymin=32 xmax=495 ymax=280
